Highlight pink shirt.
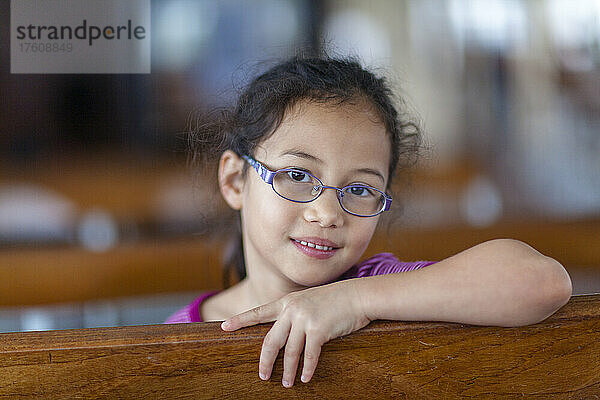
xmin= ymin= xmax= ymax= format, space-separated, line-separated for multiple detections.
xmin=164 ymin=252 xmax=436 ymax=324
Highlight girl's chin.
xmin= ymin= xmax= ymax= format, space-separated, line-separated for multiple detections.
xmin=288 ymin=275 xmax=332 ymax=288
xmin=283 ymin=262 xmax=348 ymax=287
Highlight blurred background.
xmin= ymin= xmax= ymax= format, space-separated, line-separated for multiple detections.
xmin=0 ymin=0 xmax=598 ymax=332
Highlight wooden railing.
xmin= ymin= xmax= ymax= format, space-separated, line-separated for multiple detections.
xmin=0 ymin=294 xmax=598 ymax=399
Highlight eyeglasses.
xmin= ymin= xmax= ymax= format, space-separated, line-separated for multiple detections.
xmin=242 ymin=155 xmax=392 ymax=217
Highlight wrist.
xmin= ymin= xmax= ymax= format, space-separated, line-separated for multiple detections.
xmin=348 ymin=277 xmax=376 ymax=323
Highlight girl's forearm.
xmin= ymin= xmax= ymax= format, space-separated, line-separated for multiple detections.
xmin=352 ymin=239 xmax=573 ymax=327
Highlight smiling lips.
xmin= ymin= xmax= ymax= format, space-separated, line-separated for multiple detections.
xmin=294 ymin=239 xmax=334 ymax=251
xmin=291 ymin=237 xmax=340 ymax=259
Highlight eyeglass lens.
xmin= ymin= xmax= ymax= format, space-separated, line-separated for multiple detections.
xmin=272 ymin=170 xmax=385 ymax=216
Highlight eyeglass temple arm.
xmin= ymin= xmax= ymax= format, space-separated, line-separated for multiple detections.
xmin=242 ymin=155 xmax=277 ymax=184
xmin=383 ymin=195 xmax=392 ymax=211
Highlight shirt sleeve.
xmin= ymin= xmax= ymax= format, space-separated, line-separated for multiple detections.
xmin=164 ymin=290 xmax=220 ymax=324
xmin=339 ymin=252 xmax=436 ymax=279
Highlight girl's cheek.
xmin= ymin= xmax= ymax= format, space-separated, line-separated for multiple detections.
xmin=352 ymin=221 xmax=379 ymax=252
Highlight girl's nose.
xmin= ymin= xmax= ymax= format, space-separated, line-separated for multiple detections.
xmin=303 ymin=188 xmax=344 ymax=228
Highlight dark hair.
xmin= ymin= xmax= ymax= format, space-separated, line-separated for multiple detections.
xmin=188 ymin=54 xmax=426 ymax=288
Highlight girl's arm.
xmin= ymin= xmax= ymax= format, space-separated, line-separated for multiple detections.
xmin=354 ymin=238 xmax=572 ymax=327
xmin=221 ymin=238 xmax=572 ymax=388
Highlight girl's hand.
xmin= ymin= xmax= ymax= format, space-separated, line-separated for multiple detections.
xmin=220 ymin=279 xmax=371 ymax=387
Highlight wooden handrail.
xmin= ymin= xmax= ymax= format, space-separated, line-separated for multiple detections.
xmin=0 ymin=217 xmax=598 ymax=306
xmin=0 ymin=294 xmax=598 ymax=398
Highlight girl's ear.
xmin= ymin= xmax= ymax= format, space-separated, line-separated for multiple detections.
xmin=218 ymin=150 xmax=245 ymax=210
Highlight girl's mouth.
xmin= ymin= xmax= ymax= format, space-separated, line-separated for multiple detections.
xmin=291 ymin=239 xmax=339 ymax=259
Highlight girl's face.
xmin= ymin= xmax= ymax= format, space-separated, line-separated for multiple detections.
xmin=239 ymin=99 xmax=391 ymax=287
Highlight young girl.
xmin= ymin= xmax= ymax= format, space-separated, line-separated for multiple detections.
xmin=165 ymin=55 xmax=572 ymax=388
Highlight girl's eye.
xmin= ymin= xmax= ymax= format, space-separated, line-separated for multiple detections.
xmin=347 ymin=185 xmax=375 ymax=197
xmin=287 ymin=170 xmax=311 ymax=182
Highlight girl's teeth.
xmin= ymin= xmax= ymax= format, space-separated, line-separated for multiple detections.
xmin=295 ymin=240 xmax=333 ymax=251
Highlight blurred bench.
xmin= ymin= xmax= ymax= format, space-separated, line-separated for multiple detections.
xmin=0 ymin=238 xmax=224 ymax=306
xmin=1 ymin=217 xmax=598 ymax=307
xmin=0 ymin=155 xmax=470 ymax=223
xmin=0 ymin=294 xmax=597 ymax=398
xmin=368 ymin=217 xmax=600 ymax=268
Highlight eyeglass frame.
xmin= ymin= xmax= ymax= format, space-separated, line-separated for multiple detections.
xmin=241 ymin=154 xmax=392 ymax=217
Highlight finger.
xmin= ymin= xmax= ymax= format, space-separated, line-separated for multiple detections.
xmin=281 ymin=326 xmax=306 ymax=388
xmin=259 ymin=318 xmax=291 ymax=381
xmin=300 ymin=334 xmax=324 ymax=384
xmin=221 ymin=302 xmax=280 ymax=331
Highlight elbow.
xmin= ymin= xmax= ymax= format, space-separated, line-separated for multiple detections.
xmin=537 ymin=256 xmax=572 ymax=314
xmin=490 ymin=239 xmax=572 ymax=327
xmin=521 ymin=251 xmax=573 ymax=326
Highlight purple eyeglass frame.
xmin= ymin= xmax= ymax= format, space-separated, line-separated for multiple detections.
xmin=242 ymin=155 xmax=392 ymax=217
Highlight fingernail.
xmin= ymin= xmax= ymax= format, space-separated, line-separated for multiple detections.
xmin=282 ymin=379 xmax=291 ymax=388
xmin=301 ymin=375 xmax=308 ymax=383
xmin=221 ymin=321 xmax=230 ymax=330
xmin=259 ymin=372 xmax=266 ymax=380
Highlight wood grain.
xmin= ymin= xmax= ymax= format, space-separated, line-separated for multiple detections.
xmin=0 ymin=295 xmax=597 ymax=399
